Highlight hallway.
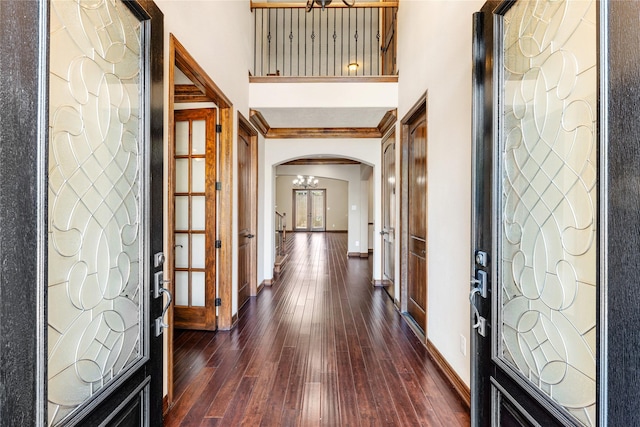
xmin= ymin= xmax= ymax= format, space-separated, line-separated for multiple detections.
xmin=165 ymin=232 xmax=470 ymax=426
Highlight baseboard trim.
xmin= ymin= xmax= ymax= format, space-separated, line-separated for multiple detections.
xmin=426 ymin=339 xmax=471 ymax=409
xmin=347 ymin=252 xmax=360 ymax=258
xmin=261 ymin=279 xmax=274 ymax=287
xmin=371 ymin=279 xmax=387 ymax=287
xmin=162 ymin=395 xmax=169 ymax=415
xmin=257 ymin=281 xmax=264 ymax=294
xmin=359 ymin=252 xmax=369 ymax=258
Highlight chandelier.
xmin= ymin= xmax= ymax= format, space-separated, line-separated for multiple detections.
xmin=306 ymin=0 xmax=355 ymax=12
xmin=292 ymin=175 xmax=319 ymax=189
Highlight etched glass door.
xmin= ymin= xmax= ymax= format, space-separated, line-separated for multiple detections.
xmin=472 ymin=0 xmax=598 ymax=425
xmin=293 ymin=189 xmax=326 ymax=231
xmin=310 ymin=190 xmax=326 ymax=231
xmin=47 ymin=0 xmax=164 ymax=425
xmin=294 ymin=190 xmax=309 ymax=231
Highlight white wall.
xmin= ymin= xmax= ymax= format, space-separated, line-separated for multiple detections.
xmin=157 ymin=0 xmax=253 ymax=311
xmin=156 ymin=0 xmax=253 ymax=396
xmin=397 ymin=0 xmax=485 ymax=387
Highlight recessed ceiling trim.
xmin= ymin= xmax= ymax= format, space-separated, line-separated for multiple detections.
xmin=250 ymin=108 xmax=397 ymax=139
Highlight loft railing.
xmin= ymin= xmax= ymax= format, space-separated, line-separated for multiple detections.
xmin=251 ymin=2 xmax=398 ymax=78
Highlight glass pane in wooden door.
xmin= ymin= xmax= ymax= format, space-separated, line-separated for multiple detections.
xmin=311 ymin=190 xmax=325 ymax=230
xmin=295 ymin=190 xmax=308 ymax=230
xmin=498 ymin=1 xmax=597 ymax=424
xmin=174 ymin=119 xmax=207 ymax=308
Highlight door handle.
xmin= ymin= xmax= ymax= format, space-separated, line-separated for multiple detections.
xmin=379 ymin=230 xmax=389 ymax=235
xmin=470 ymin=272 xmax=488 ymax=337
xmin=154 ymin=274 xmax=172 ymax=337
xmin=247 ymin=234 xmax=255 ymax=239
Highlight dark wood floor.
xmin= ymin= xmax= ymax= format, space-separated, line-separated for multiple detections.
xmin=165 ymin=232 xmax=470 ymax=426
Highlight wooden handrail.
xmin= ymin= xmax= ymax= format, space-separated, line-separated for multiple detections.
xmin=251 ymin=1 xmax=398 ymax=10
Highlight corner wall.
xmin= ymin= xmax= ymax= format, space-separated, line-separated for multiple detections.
xmin=397 ymin=0 xmax=485 ymax=387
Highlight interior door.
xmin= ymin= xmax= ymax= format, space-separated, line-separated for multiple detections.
xmin=406 ymin=104 xmax=428 ymax=334
xmin=237 ymin=117 xmax=257 ymax=309
xmin=381 ymin=129 xmax=396 ymax=300
xmin=171 ymin=109 xmax=217 ymax=330
xmin=46 ymin=0 xmax=165 ymax=425
xmin=471 ymin=1 xmax=598 ymax=425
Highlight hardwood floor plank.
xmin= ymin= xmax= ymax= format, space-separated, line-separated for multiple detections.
xmin=167 ymin=232 xmax=470 ymax=427
xmin=239 ymin=361 xmax=278 ymax=426
xmin=163 ymin=367 xmax=216 ymax=427
xmin=259 ymin=346 xmax=296 ymax=426
xmin=216 ymin=376 xmax=257 ymax=425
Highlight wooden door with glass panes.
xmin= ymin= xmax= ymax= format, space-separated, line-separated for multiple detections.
xmin=171 ymin=109 xmax=217 ymax=330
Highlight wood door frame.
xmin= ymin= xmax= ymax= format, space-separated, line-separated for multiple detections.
xmin=381 ymin=126 xmax=396 ymax=300
xmin=400 ymin=92 xmax=428 ymax=334
xmin=238 ymin=113 xmax=260 ymax=298
xmin=170 ymin=108 xmax=217 ymax=330
xmin=167 ymin=34 xmax=234 ymax=410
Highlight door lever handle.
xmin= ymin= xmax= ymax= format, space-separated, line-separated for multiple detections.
xmin=379 ymin=230 xmax=389 ymax=235
xmin=247 ymin=234 xmax=255 ymax=239
xmin=155 ymin=282 xmax=172 ymax=337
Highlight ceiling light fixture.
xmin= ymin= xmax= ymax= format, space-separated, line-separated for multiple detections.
xmin=306 ymin=0 xmax=355 ymax=12
xmin=292 ymin=175 xmax=319 ymax=189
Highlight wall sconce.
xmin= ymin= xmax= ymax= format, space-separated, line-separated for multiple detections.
xmin=348 ymin=62 xmax=359 ymax=72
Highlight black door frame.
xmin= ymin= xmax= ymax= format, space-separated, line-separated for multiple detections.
xmin=472 ymin=0 xmax=640 ymax=425
xmin=0 ymin=0 xmax=164 ymax=424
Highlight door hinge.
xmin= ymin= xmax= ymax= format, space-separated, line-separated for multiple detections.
xmin=215 ymin=240 xmax=222 ymax=248
xmin=215 ymin=297 xmax=222 ymax=307
xmin=216 ymin=124 xmax=222 ymax=133
xmin=215 ymin=182 xmax=222 ymax=191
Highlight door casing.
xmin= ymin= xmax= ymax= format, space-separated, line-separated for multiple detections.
xmin=400 ymin=93 xmax=428 ymax=336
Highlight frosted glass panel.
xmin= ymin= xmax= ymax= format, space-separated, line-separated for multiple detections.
xmin=191 ymin=234 xmax=205 ymax=269
xmin=499 ymin=1 xmax=597 ymax=425
xmin=192 ymin=196 xmax=205 ymax=230
xmin=175 ymin=121 xmax=189 ymax=155
xmin=191 ymin=272 xmax=206 ymax=307
xmin=175 ymin=159 xmax=189 ymax=193
xmin=175 ymin=196 xmax=189 ymax=230
xmin=174 ymin=233 xmax=189 ymax=268
xmin=191 ymin=158 xmax=205 ymax=193
xmin=48 ymin=0 xmax=143 ymax=424
xmin=295 ymin=190 xmax=308 ymax=229
xmin=192 ymin=120 xmax=206 ymax=155
xmin=175 ymin=271 xmax=189 ymax=306
xmin=311 ymin=190 xmax=325 ymax=229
